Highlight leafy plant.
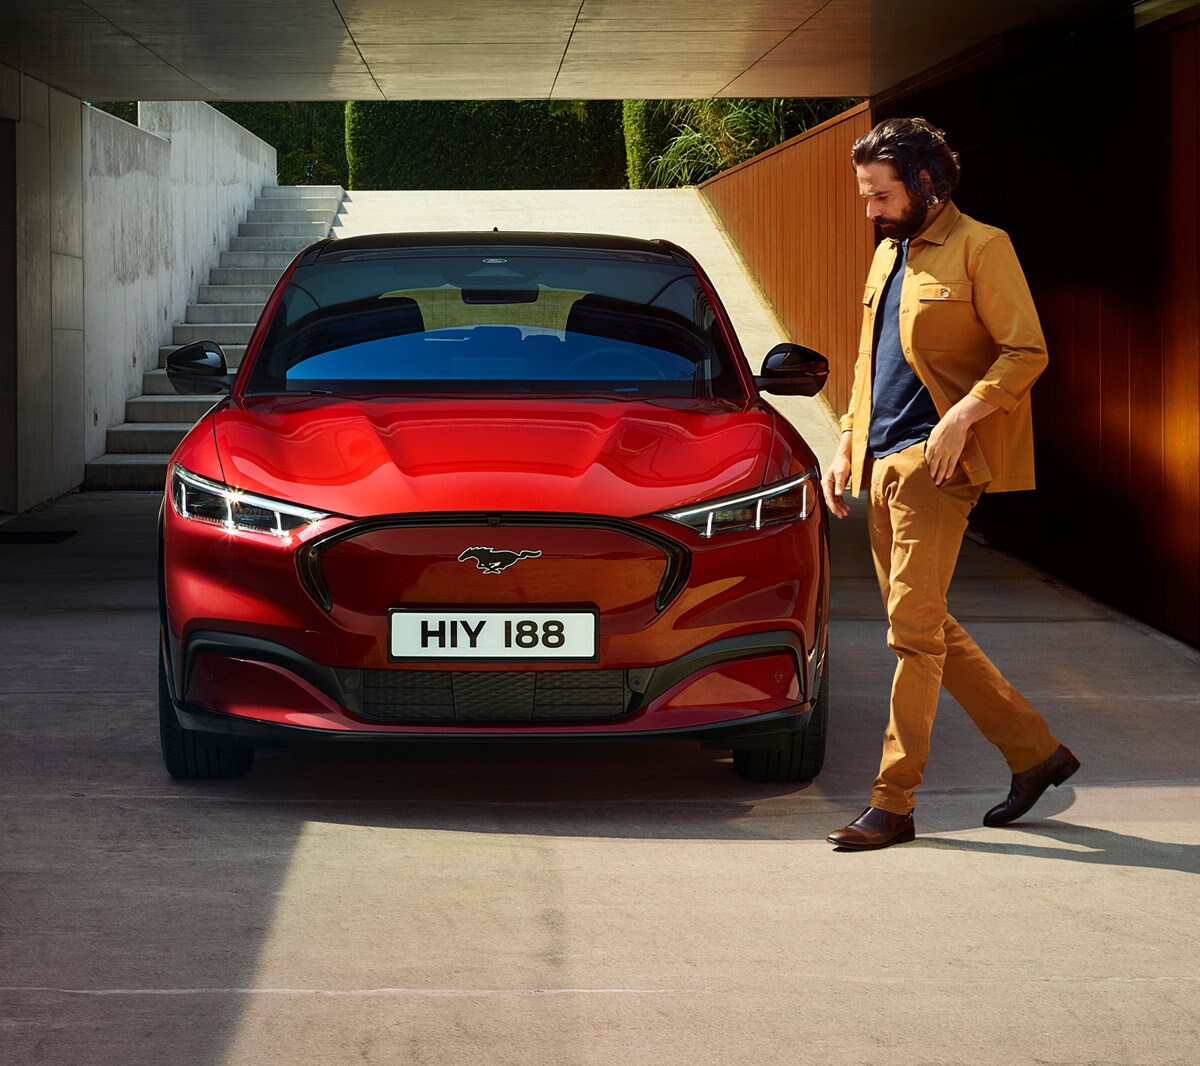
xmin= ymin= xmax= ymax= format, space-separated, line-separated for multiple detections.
xmin=646 ymin=97 xmax=861 ymax=187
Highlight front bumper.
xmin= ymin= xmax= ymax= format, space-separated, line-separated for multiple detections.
xmin=163 ymin=628 xmax=823 ymax=750
xmin=171 ymin=700 xmax=816 ymax=750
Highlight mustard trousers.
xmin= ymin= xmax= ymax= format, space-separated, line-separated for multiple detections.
xmin=867 ymin=442 xmax=1059 ymax=815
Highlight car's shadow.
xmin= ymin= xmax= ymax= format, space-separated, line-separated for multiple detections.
xmin=188 ymin=738 xmax=840 ymax=841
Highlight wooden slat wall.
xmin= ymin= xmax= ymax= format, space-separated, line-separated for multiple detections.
xmin=700 ymin=104 xmax=875 ymax=418
xmin=1160 ymin=16 xmax=1200 ymax=643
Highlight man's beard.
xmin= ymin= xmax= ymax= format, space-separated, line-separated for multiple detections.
xmin=876 ymin=195 xmax=928 ymax=240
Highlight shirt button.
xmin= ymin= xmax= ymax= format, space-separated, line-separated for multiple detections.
xmin=940 ymin=288 xmax=950 ymax=298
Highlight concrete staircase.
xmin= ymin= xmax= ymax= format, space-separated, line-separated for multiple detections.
xmin=84 ymin=185 xmax=343 ymax=490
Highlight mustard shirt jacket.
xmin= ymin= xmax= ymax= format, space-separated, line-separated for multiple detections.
xmin=839 ymin=202 xmax=1048 ymax=496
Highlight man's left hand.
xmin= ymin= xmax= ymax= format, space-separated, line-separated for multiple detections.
xmin=925 ymin=394 xmax=998 ymax=485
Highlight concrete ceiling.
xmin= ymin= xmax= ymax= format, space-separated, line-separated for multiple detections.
xmin=4 ymin=0 xmax=1129 ymax=102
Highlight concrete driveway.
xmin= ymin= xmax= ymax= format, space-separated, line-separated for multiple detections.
xmin=1 ymin=487 xmax=1197 ymax=1066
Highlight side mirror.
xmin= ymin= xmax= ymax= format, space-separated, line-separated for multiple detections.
xmin=754 ymin=343 xmax=829 ymax=396
xmin=166 ymin=341 xmax=235 ymax=395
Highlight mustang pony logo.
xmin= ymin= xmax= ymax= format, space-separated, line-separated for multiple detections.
xmin=457 ymin=547 xmax=543 ymax=575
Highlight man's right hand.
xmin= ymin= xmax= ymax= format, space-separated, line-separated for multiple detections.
xmin=821 ymin=432 xmax=853 ymax=519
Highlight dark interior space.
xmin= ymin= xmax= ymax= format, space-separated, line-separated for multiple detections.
xmin=873 ymin=10 xmax=1200 ymax=646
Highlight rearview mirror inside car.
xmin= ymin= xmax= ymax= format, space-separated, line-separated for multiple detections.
xmin=754 ymin=343 xmax=829 ymax=396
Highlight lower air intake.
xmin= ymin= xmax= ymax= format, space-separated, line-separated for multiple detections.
xmin=361 ymin=669 xmax=630 ymax=722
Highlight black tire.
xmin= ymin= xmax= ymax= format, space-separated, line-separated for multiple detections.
xmin=158 ymin=652 xmax=254 ymax=780
xmin=732 ymin=667 xmax=828 ymax=783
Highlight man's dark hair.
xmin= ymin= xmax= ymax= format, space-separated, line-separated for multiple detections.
xmin=851 ymin=117 xmax=961 ymax=206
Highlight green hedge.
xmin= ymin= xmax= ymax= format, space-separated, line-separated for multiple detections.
xmin=90 ymin=101 xmax=138 ymax=124
xmin=622 ymin=100 xmax=677 ymax=189
xmin=345 ymin=101 xmax=626 ymax=190
xmin=211 ymin=102 xmax=347 ymax=186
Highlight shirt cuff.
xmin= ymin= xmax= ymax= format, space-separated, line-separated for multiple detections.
xmin=839 ymin=414 xmax=854 ymax=432
xmin=969 ymin=381 xmax=1017 ymax=414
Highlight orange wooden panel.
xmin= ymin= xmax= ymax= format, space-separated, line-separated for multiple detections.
xmin=702 ymin=103 xmax=875 ymax=422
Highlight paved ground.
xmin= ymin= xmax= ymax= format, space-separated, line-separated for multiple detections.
xmin=1 ymin=487 xmax=1198 ymax=1066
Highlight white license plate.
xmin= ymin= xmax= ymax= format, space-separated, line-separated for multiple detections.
xmin=389 ymin=609 xmax=598 ymax=660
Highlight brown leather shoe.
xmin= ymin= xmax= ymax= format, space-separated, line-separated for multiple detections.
xmin=827 ymin=806 xmax=915 ymax=850
xmin=983 ymin=744 xmax=1080 ymax=827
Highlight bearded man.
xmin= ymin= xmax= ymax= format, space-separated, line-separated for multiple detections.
xmin=822 ymin=117 xmax=1078 ymax=850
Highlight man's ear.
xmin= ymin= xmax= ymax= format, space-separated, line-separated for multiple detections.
xmin=919 ymin=168 xmax=933 ymax=194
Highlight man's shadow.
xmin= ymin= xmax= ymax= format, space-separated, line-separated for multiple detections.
xmin=917 ymin=810 xmax=1200 ymax=876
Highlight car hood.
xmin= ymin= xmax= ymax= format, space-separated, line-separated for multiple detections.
xmin=211 ymin=395 xmax=776 ymax=519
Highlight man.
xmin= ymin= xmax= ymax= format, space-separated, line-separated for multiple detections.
xmin=821 ymin=117 xmax=1078 ymax=850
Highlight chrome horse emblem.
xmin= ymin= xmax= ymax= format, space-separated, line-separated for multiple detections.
xmin=457 ymin=547 xmax=543 ymax=574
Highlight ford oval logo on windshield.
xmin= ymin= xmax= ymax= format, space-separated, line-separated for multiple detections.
xmin=482 ymin=258 xmax=508 ymax=264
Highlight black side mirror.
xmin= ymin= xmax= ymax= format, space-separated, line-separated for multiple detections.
xmin=166 ymin=341 xmax=235 ymax=395
xmin=754 ymin=343 xmax=829 ymax=396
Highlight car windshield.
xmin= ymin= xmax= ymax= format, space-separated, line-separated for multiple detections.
xmin=241 ymin=248 xmax=744 ymax=399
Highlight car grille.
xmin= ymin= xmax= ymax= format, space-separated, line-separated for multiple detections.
xmin=360 ymin=668 xmax=631 ymax=723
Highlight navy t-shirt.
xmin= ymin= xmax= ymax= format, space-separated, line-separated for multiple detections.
xmin=869 ymin=239 xmax=941 ymax=458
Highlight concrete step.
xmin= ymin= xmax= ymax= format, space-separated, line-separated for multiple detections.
xmin=86 ymin=185 xmax=345 ymax=493
xmin=158 ymin=348 xmax=244 ymax=372
xmin=106 ymin=423 xmax=191 ymax=454
xmin=261 ymin=185 xmax=343 ymax=198
xmin=245 ymin=208 xmax=336 ymax=225
xmin=143 ymin=369 xmax=175 ymax=394
xmin=197 ymin=283 xmax=275 ymax=303
xmin=126 ymin=394 xmax=218 ymax=422
xmin=186 ymin=302 xmax=265 ymax=324
xmin=218 ymin=251 xmax=298 ymax=269
xmin=143 ymin=367 xmax=242 ymax=394
xmin=209 ymin=266 xmax=287 ymax=286
xmin=84 ymin=454 xmax=171 ymax=491
xmin=254 ymin=196 xmax=341 ymax=214
xmin=228 ymin=235 xmax=316 ymax=253
xmin=172 ymin=322 xmax=255 ymax=345
xmin=237 ymin=221 xmax=330 ymax=238
xmin=159 ymin=345 xmax=245 ymax=369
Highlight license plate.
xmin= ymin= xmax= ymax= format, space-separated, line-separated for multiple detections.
xmin=389 ymin=608 xmax=598 ymax=661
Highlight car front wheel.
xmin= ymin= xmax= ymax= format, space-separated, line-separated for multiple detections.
xmin=158 ymin=652 xmax=254 ymax=780
xmin=731 ymin=667 xmax=828 ymax=783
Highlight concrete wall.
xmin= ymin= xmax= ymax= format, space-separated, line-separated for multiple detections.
xmin=0 ymin=62 xmax=275 ymax=512
xmin=0 ymin=67 xmax=86 ymax=513
xmin=83 ymin=102 xmax=275 ymax=464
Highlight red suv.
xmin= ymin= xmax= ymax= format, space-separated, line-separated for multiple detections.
xmin=159 ymin=232 xmax=830 ymax=782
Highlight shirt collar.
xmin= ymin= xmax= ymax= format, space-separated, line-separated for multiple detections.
xmin=906 ymin=200 xmax=959 ymax=248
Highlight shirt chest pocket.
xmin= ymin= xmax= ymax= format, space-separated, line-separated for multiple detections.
xmin=914 ymin=281 xmax=977 ymax=351
xmin=858 ymin=284 xmax=879 ymax=354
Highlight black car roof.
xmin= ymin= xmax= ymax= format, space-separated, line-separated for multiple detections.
xmin=305 ymin=232 xmax=691 ymax=266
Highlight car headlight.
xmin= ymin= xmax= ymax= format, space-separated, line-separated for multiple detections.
xmin=170 ymin=463 xmax=330 ymax=539
xmin=659 ymin=471 xmax=818 ymax=538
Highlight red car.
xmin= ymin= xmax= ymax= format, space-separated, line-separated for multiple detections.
xmin=159 ymin=232 xmax=830 ymax=782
